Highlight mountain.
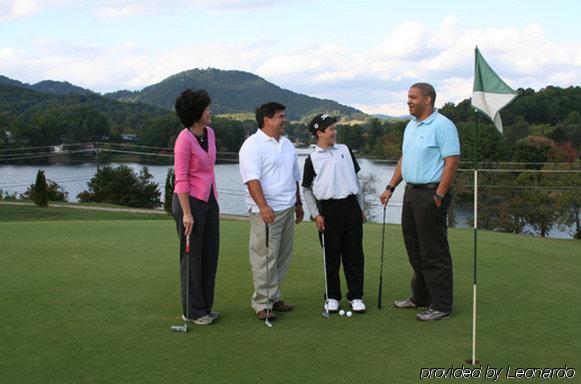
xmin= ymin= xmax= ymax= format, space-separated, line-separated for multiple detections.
xmin=30 ymin=80 xmax=95 ymax=96
xmin=0 ymin=75 xmax=26 ymax=88
xmin=105 ymin=68 xmax=365 ymax=121
xmin=0 ymin=75 xmax=94 ymax=96
xmin=373 ymin=114 xmax=411 ymax=121
xmin=0 ymin=83 xmax=169 ymax=132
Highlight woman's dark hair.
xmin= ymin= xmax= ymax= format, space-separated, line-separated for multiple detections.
xmin=175 ymin=89 xmax=211 ymax=127
xmin=255 ymin=102 xmax=285 ymax=128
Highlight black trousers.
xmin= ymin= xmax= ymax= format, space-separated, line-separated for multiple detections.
xmin=401 ymin=185 xmax=453 ymax=313
xmin=320 ymin=195 xmax=364 ymax=301
xmin=172 ymin=193 xmax=220 ymax=320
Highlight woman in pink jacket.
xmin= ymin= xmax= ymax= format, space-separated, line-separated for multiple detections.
xmin=172 ymin=89 xmax=219 ymax=325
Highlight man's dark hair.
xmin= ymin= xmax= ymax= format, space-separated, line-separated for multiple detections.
xmin=175 ymin=89 xmax=211 ymax=127
xmin=411 ymin=82 xmax=436 ymax=106
xmin=255 ymin=102 xmax=286 ymax=128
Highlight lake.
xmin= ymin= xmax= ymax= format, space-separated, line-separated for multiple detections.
xmin=0 ymin=154 xmax=574 ymax=239
xmin=0 ymin=154 xmax=401 ymax=223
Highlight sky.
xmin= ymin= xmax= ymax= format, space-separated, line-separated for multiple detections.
xmin=1 ymin=0 xmax=580 ymax=115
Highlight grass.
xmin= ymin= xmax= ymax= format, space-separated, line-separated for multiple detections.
xmin=0 ymin=201 xmax=170 ymax=221
xmin=0 ymin=209 xmax=579 ymax=383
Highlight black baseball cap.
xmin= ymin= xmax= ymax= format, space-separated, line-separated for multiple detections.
xmin=308 ymin=114 xmax=338 ymax=134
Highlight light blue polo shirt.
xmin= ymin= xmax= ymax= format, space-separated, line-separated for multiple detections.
xmin=401 ymin=109 xmax=460 ymax=184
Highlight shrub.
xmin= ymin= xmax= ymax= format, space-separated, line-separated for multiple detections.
xmin=78 ymin=165 xmax=161 ymax=208
xmin=32 ymin=170 xmax=49 ymax=207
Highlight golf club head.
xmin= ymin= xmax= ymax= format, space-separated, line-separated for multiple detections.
xmin=264 ymin=318 xmax=273 ymax=328
xmin=170 ymin=324 xmax=188 ymax=333
xmin=321 ymin=311 xmax=330 ymax=318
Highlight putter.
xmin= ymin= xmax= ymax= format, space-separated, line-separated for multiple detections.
xmin=377 ymin=205 xmax=387 ymax=309
xmin=320 ymin=231 xmax=330 ymax=319
xmin=264 ymin=223 xmax=273 ymax=328
xmin=171 ymin=234 xmax=191 ymax=333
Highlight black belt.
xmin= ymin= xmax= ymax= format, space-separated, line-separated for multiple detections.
xmin=406 ymin=182 xmax=439 ymax=190
xmin=322 ymin=194 xmax=356 ymax=203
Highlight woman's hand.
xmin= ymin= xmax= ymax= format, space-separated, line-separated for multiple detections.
xmin=183 ymin=213 xmax=194 ymax=236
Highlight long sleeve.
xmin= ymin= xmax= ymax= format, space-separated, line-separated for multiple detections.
xmin=173 ymin=132 xmax=190 ymax=194
xmin=302 ymin=186 xmax=320 ymax=218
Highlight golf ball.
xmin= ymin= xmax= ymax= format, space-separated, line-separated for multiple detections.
xmin=339 ymin=309 xmax=345 ymax=316
xmin=346 ymin=311 xmax=353 ymax=317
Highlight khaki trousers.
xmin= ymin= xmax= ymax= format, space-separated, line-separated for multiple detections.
xmin=248 ymin=206 xmax=295 ymax=313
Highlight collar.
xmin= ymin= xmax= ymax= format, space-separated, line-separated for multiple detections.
xmin=315 ymin=143 xmax=338 ymax=152
xmin=256 ymin=128 xmax=282 ymax=142
xmin=413 ymin=109 xmax=439 ymax=126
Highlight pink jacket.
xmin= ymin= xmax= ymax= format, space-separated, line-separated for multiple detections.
xmin=173 ymin=127 xmax=218 ymax=202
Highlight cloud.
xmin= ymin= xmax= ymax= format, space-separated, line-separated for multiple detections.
xmin=1 ymin=16 xmax=580 ymax=114
xmin=0 ymin=0 xmax=40 ymax=21
xmin=90 ymin=0 xmax=304 ymax=19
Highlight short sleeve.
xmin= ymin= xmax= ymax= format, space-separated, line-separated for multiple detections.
xmin=301 ymin=155 xmax=316 ymax=188
xmin=238 ymin=140 xmax=262 ymax=183
xmin=437 ymin=120 xmax=460 ymax=158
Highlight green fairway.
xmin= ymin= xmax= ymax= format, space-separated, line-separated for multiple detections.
xmin=0 ymin=217 xmax=579 ymax=383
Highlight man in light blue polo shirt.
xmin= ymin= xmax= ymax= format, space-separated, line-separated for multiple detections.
xmin=380 ymin=83 xmax=460 ymax=321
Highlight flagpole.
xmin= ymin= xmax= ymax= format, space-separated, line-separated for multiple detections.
xmin=469 ymin=45 xmax=517 ymax=366
xmin=471 ymin=111 xmax=479 ymax=365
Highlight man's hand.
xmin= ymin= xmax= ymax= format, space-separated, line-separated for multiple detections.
xmin=182 ymin=213 xmax=194 ymax=236
xmin=259 ymin=205 xmax=275 ymax=224
xmin=379 ymin=189 xmax=393 ymax=206
xmin=361 ymin=211 xmax=367 ymax=223
xmin=314 ymin=215 xmax=325 ymax=232
xmin=433 ymin=195 xmax=443 ymax=208
xmin=295 ymin=205 xmax=304 ymax=224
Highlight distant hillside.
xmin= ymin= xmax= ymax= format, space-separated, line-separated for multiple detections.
xmin=0 ymin=84 xmax=169 ymax=132
xmin=0 ymin=75 xmax=25 ymax=88
xmin=105 ymin=68 xmax=366 ymax=121
xmin=30 ymin=80 xmax=95 ymax=96
xmin=0 ymin=75 xmax=95 ymax=96
xmin=373 ymin=114 xmax=410 ymax=121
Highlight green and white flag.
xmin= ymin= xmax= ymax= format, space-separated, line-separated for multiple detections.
xmin=471 ymin=47 xmax=517 ymax=133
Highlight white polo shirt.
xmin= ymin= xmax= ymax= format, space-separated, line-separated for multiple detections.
xmin=302 ymin=143 xmax=360 ymax=200
xmin=239 ymin=129 xmax=301 ymax=213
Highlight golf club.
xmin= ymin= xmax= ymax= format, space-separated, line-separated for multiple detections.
xmin=171 ymin=234 xmax=191 ymax=333
xmin=320 ymin=231 xmax=330 ymax=319
xmin=377 ymin=205 xmax=387 ymax=309
xmin=264 ymin=223 xmax=273 ymax=328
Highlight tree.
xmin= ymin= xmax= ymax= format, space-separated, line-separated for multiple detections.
xmin=140 ymin=115 xmax=180 ymax=148
xmin=359 ymin=174 xmax=378 ymax=214
xmin=78 ymin=165 xmax=161 ymax=208
xmin=32 ymin=169 xmax=49 ymax=207
xmin=164 ymin=168 xmax=175 ymax=215
xmin=21 ymin=178 xmax=68 ymax=202
xmin=512 ymin=135 xmax=557 ymax=169
xmin=511 ymin=172 xmax=560 ymax=237
xmin=545 ymin=162 xmax=581 ymax=239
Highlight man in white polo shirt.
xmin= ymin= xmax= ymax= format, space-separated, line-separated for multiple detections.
xmin=238 ymin=102 xmax=304 ymax=321
xmin=302 ymin=114 xmax=367 ymax=314
xmin=380 ymin=83 xmax=460 ymax=321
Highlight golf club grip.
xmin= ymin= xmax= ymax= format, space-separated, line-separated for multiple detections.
xmin=265 ymin=223 xmax=269 ymax=248
xmin=185 ymin=235 xmax=190 ymax=253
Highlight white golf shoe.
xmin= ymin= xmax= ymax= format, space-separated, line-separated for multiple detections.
xmin=350 ymin=299 xmax=367 ymax=313
xmin=324 ymin=298 xmax=340 ymax=312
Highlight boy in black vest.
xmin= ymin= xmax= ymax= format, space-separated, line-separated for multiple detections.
xmin=302 ymin=114 xmax=367 ymax=313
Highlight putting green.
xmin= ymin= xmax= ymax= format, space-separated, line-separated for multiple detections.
xmin=0 ymin=218 xmax=578 ymax=383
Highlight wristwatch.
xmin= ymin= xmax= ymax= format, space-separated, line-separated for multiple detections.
xmin=433 ymin=192 xmax=445 ymax=201
xmin=386 ymin=185 xmax=396 ymax=193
